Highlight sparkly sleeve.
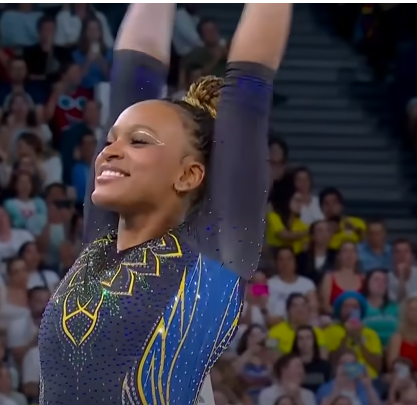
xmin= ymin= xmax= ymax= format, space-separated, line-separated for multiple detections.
xmin=83 ymin=50 xmax=167 ymax=243
xmin=189 ymin=62 xmax=274 ymax=279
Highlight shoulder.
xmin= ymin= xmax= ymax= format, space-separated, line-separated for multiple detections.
xmin=12 ymin=228 xmax=34 ymax=242
xmin=362 ymin=326 xmax=382 ymax=344
xmin=388 ymin=332 xmax=402 ymax=347
xmin=297 ymin=276 xmax=315 ymax=291
xmin=348 ymin=216 xmax=366 ymax=230
xmin=269 ymin=321 xmax=289 ymax=336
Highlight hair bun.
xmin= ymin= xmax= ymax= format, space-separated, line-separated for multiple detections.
xmin=182 ymin=75 xmax=224 ymax=119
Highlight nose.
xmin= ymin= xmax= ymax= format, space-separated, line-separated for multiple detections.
xmin=101 ymin=140 xmax=124 ymax=160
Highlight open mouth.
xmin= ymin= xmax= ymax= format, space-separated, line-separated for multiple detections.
xmin=96 ymin=166 xmax=130 ymax=182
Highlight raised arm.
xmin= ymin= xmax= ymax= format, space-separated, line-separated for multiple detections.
xmin=197 ymin=4 xmax=292 ymax=278
xmin=83 ymin=4 xmax=175 ymax=243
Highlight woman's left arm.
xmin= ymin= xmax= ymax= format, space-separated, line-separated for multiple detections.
xmin=201 ymin=4 xmax=292 ymax=279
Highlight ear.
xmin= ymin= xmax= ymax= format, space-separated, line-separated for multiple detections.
xmin=174 ymin=156 xmax=205 ymax=193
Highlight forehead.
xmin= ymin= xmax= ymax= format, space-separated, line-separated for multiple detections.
xmin=113 ymin=100 xmax=187 ymax=147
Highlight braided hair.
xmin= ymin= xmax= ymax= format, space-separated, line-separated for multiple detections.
xmin=164 ymin=75 xmax=224 ymax=209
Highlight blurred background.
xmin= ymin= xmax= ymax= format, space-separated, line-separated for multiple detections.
xmin=0 ymin=3 xmax=416 ymax=405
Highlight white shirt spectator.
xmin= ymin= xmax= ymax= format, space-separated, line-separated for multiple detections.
xmin=6 ymin=312 xmax=37 ymax=350
xmin=0 ymin=394 xmax=18 ymax=405
xmin=173 ymin=7 xmax=203 ymax=56
xmin=22 ymin=346 xmax=40 ymax=385
xmin=55 ymin=9 xmax=114 ymax=48
xmin=300 ymin=195 xmax=324 ymax=225
xmin=42 ymin=155 xmax=63 ymax=186
xmin=259 ymin=383 xmax=317 ymax=405
xmin=0 ymin=229 xmax=33 ymax=262
xmin=388 ymin=266 xmax=417 ymax=301
xmin=28 ymin=270 xmax=60 ymax=292
xmin=241 ymin=301 xmax=266 ymax=327
xmin=267 ymin=275 xmax=315 ymax=318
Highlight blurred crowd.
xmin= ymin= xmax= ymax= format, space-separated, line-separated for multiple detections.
xmin=0 ymin=4 xmax=414 ymax=405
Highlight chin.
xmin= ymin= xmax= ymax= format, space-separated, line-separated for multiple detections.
xmin=91 ymin=189 xmax=123 ymax=211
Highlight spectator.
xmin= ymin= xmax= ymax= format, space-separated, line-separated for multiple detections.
xmin=66 ymin=209 xmax=83 ymax=257
xmin=393 ymin=387 xmax=417 ymax=405
xmin=320 ymin=242 xmax=364 ymax=314
xmin=60 ymin=100 xmax=102 ymax=183
xmin=297 ymin=220 xmax=336 ymax=285
xmin=37 ymin=183 xmax=73 ymax=270
xmin=357 ymin=219 xmax=392 ymax=273
xmin=54 ymin=4 xmax=114 ymax=49
xmin=267 ymin=247 xmax=316 ymax=322
xmin=0 ymin=207 xmax=33 ymax=264
xmin=306 ymin=290 xmax=333 ymax=329
xmin=0 ymin=31 xmax=14 ymax=82
xmin=0 ymin=4 xmax=42 ymax=48
xmin=172 ymin=64 xmax=203 ymax=99
xmin=233 ymin=325 xmax=272 ymax=403
xmin=387 ymin=359 xmax=416 ymax=405
xmin=183 ymin=18 xmax=227 ymax=78
xmin=291 ymin=325 xmax=331 ymax=393
xmin=1 ymin=258 xmax=30 ymax=343
xmin=325 ymin=292 xmax=383 ymax=378
xmin=362 ymin=269 xmax=399 ymax=347
xmin=3 ymin=172 xmax=47 ymax=235
xmin=387 ymin=296 xmax=417 ymax=371
xmin=266 ymin=191 xmax=309 ymax=254
xmin=258 ymin=354 xmax=317 ymax=405
xmin=17 ymin=132 xmax=62 ymax=187
xmin=0 ymin=363 xmax=21 ymax=405
xmin=316 ymin=350 xmax=381 ymax=405
xmin=72 ymin=18 xmax=111 ymax=89
xmin=45 ymin=63 xmax=92 ymax=137
xmin=23 ymin=15 xmax=70 ymax=83
xmin=0 ymin=57 xmax=46 ymax=109
xmin=319 ymin=187 xmax=366 ymax=250
xmin=4 ymin=93 xmax=52 ymax=155
xmin=173 ymin=5 xmax=203 ymax=57
xmin=292 ymin=167 xmax=324 ymax=225
xmin=7 ymin=286 xmax=49 ymax=367
xmin=388 ymin=239 xmax=417 ymax=302
xmin=71 ymin=132 xmax=96 ymax=204
xmin=269 ymin=293 xmax=328 ymax=357
xmin=240 ymin=271 xmax=270 ymax=328
xmin=18 ymin=241 xmax=59 ymax=292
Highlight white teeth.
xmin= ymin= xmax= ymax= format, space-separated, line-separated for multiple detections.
xmin=100 ymin=170 xmax=126 ymax=178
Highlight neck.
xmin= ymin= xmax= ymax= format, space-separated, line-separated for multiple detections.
xmin=368 ymin=295 xmax=383 ymax=307
xmin=11 ymin=83 xmax=24 ymax=90
xmin=314 ymin=244 xmax=327 ymax=255
xmin=40 ymin=39 xmax=53 ymax=51
xmin=18 ymin=195 xmax=30 ymax=201
xmin=300 ymin=352 xmax=313 ymax=363
xmin=117 ymin=210 xmax=181 ymax=251
xmin=369 ymin=243 xmax=384 ymax=254
xmin=279 ymin=273 xmax=297 ymax=283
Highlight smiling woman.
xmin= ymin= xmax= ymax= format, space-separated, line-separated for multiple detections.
xmin=38 ymin=3 xmax=292 ymax=405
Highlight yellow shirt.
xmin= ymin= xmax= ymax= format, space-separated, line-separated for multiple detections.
xmin=268 ymin=321 xmax=327 ymax=354
xmin=325 ymin=323 xmax=382 ymax=378
xmin=329 ymin=216 xmax=366 ymax=250
xmin=265 ymin=212 xmax=309 ymax=254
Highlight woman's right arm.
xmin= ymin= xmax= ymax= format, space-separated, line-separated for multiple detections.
xmin=83 ymin=4 xmax=175 ymax=243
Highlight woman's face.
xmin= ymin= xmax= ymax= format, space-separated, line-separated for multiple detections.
xmin=406 ymin=299 xmax=417 ymax=325
xmin=10 ymin=95 xmax=29 ymax=117
xmin=294 ymin=170 xmax=311 ymax=194
xmin=22 ymin=243 xmax=40 ymax=269
xmin=312 ymin=221 xmax=330 ymax=246
xmin=276 ymin=249 xmax=296 ymax=277
xmin=16 ymin=140 xmax=35 ymax=160
xmin=92 ymin=100 xmax=205 ymax=216
xmin=289 ymin=192 xmax=302 ymax=215
xmin=285 ymin=357 xmax=304 ymax=385
xmin=368 ymin=271 xmax=387 ymax=297
xmin=336 ymin=352 xmax=357 ymax=378
xmin=17 ymin=156 xmax=36 ymax=175
xmin=8 ymin=259 xmax=28 ymax=288
xmin=337 ymin=243 xmax=357 ymax=269
xmin=296 ymin=329 xmax=314 ymax=354
xmin=288 ymin=297 xmax=308 ymax=325
xmin=86 ymin=20 xmax=102 ymax=43
xmin=340 ymin=298 xmax=361 ymax=322
xmin=247 ymin=327 xmax=265 ymax=351
xmin=15 ymin=173 xmax=33 ymax=198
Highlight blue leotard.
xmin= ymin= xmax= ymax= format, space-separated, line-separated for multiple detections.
xmin=39 ymin=50 xmax=274 ymax=405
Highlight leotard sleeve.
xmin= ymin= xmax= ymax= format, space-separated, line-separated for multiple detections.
xmin=189 ymin=62 xmax=274 ymax=279
xmin=83 ymin=50 xmax=167 ymax=243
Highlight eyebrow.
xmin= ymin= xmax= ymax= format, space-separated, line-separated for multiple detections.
xmin=109 ymin=124 xmax=161 ymax=142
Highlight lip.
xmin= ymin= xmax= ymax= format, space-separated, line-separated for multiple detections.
xmin=96 ymin=164 xmax=130 ymax=184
